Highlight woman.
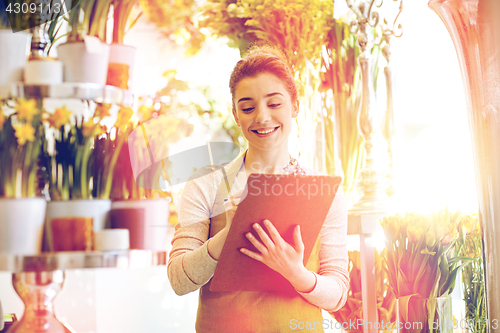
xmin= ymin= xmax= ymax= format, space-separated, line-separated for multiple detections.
xmin=167 ymin=45 xmax=349 ymax=332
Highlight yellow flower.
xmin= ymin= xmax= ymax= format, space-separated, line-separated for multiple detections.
xmin=0 ymin=112 xmax=5 ymax=130
xmin=381 ymin=216 xmax=399 ymax=242
xmin=14 ymin=123 xmax=36 ymax=145
xmin=425 ymin=230 xmax=437 ymax=248
xmin=48 ymin=105 xmax=72 ymax=129
xmin=407 ymin=224 xmax=425 ymax=244
xmin=138 ymin=105 xmax=153 ymax=122
xmin=462 ymin=214 xmax=479 ymax=235
xmin=16 ymin=98 xmax=39 ymax=122
xmin=114 ymin=106 xmax=133 ymax=130
xmin=441 ymin=222 xmax=458 ymax=245
xmin=94 ymin=103 xmax=111 ymax=119
xmin=82 ymin=119 xmax=97 ymax=137
xmin=94 ymin=124 xmax=108 ymax=137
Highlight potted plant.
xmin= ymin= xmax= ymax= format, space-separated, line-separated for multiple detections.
xmin=24 ymin=1 xmax=66 ymax=85
xmin=109 ymin=102 xmax=192 ymax=251
xmin=42 ymin=103 xmax=128 ymax=251
xmin=106 ymin=0 xmax=140 ymax=90
xmin=381 ymin=211 xmax=475 ymax=333
xmin=57 ymin=0 xmax=113 ymax=85
xmin=0 ymin=98 xmax=46 ymax=254
xmin=0 ymin=5 xmax=31 ymax=84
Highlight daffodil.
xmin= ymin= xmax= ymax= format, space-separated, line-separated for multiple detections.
xmin=0 ymin=111 xmax=5 ymax=130
xmin=94 ymin=103 xmax=111 ymax=119
xmin=82 ymin=118 xmax=97 ymax=137
xmin=14 ymin=123 xmax=36 ymax=145
xmin=48 ymin=105 xmax=72 ymax=129
xmin=138 ymin=105 xmax=153 ymax=122
xmin=94 ymin=124 xmax=108 ymax=137
xmin=114 ymin=106 xmax=133 ymax=130
xmin=16 ymin=98 xmax=39 ymax=122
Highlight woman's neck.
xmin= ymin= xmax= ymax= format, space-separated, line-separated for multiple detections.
xmin=244 ymin=147 xmax=291 ymax=174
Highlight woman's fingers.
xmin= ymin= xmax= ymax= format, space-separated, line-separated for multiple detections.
xmin=252 ymin=222 xmax=276 ymax=249
xmin=240 ymin=247 xmax=263 ymax=262
xmin=293 ymin=225 xmax=304 ymax=253
xmin=245 ymin=231 xmax=268 ymax=254
xmin=262 ymin=220 xmax=287 ymax=249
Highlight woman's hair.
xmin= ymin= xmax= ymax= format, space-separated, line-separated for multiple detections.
xmin=229 ymin=44 xmax=298 ymax=104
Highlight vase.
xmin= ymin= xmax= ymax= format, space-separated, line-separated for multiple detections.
xmin=57 ymin=40 xmax=110 ymax=85
xmin=428 ymin=0 xmax=500 ymax=327
xmin=106 ymin=43 xmax=136 ymax=90
xmin=0 ymin=198 xmax=47 ymax=255
xmin=397 ymin=296 xmax=452 ymax=333
xmin=44 ymin=199 xmax=111 ymax=251
xmin=24 ymin=59 xmax=63 ymax=85
xmin=110 ymin=199 xmax=169 ymax=251
xmin=0 ymin=30 xmax=31 ymax=84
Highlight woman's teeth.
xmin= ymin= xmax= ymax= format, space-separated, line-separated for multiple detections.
xmin=255 ymin=127 xmax=278 ymax=134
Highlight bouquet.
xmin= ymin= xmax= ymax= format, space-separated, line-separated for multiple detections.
xmin=456 ymin=214 xmax=486 ymax=333
xmin=381 ymin=211 xmax=475 ymax=332
xmin=0 ymin=98 xmax=44 ymax=198
xmin=330 ymin=249 xmax=396 ymax=332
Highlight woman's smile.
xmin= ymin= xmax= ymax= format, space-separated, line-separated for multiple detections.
xmin=251 ymin=125 xmax=280 ymax=136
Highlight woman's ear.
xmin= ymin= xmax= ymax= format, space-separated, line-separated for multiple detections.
xmin=292 ymin=99 xmax=299 ymax=118
xmin=232 ymin=107 xmax=240 ymax=127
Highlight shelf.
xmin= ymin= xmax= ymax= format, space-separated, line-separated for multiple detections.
xmin=0 ymin=250 xmax=166 ymax=273
xmin=0 ymin=83 xmax=134 ymax=106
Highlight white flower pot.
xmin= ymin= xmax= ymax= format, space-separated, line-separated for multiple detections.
xmin=24 ymin=59 xmax=63 ymax=85
xmin=106 ymin=43 xmax=136 ymax=90
xmin=45 ymin=199 xmax=111 ymax=251
xmin=57 ymin=41 xmax=110 ymax=85
xmin=0 ymin=30 xmax=31 ymax=84
xmin=110 ymin=199 xmax=169 ymax=251
xmin=0 ymin=198 xmax=47 ymax=255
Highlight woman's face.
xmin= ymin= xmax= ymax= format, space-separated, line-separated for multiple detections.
xmin=232 ymin=72 xmax=299 ymax=154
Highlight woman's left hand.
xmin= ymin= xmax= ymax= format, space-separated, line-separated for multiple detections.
xmin=240 ymin=219 xmax=311 ymax=286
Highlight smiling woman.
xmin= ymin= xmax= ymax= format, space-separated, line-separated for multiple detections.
xmin=167 ymin=45 xmax=349 ymax=333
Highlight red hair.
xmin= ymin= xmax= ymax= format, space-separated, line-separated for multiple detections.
xmin=229 ymin=45 xmax=298 ymax=105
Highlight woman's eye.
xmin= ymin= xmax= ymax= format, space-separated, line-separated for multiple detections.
xmin=269 ymin=104 xmax=281 ymax=108
xmin=242 ymin=107 xmax=254 ymax=113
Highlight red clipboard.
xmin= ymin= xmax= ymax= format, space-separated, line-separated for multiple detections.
xmin=209 ymin=173 xmax=342 ymax=292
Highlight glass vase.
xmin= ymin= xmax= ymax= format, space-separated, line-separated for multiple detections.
xmin=396 ymin=296 xmax=452 ymax=333
xmin=428 ymin=0 xmax=500 ymax=326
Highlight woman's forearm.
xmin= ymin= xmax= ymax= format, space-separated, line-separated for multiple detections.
xmin=207 ymin=227 xmax=229 ymax=260
xmin=287 ymin=266 xmax=317 ymax=293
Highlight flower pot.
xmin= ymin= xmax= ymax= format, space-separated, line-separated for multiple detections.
xmin=396 ymin=296 xmax=452 ymax=333
xmin=0 ymin=198 xmax=47 ymax=255
xmin=57 ymin=40 xmax=110 ymax=85
xmin=45 ymin=199 xmax=111 ymax=251
xmin=110 ymin=199 xmax=169 ymax=251
xmin=24 ymin=59 xmax=63 ymax=85
xmin=0 ymin=30 xmax=31 ymax=84
xmin=106 ymin=43 xmax=136 ymax=90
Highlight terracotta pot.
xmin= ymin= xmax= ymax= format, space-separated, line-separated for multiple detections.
xmin=110 ymin=199 xmax=169 ymax=251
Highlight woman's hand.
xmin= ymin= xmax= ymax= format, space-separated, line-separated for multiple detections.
xmin=240 ymin=220 xmax=317 ymax=293
xmin=207 ymin=188 xmax=246 ymax=260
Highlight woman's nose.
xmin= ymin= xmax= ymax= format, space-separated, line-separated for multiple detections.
xmin=255 ymin=104 xmax=272 ymax=123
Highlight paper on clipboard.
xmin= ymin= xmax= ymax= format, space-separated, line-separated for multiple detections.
xmin=209 ymin=173 xmax=342 ymax=293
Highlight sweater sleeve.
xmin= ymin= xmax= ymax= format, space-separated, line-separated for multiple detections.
xmin=167 ymin=170 xmax=219 ymax=296
xmin=296 ymin=187 xmax=350 ymax=312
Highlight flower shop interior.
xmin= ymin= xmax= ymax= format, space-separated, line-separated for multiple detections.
xmin=0 ymin=0 xmax=497 ymax=332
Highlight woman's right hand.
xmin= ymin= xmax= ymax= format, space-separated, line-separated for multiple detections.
xmin=223 ymin=188 xmax=245 ymax=232
xmin=208 ymin=188 xmax=246 ymax=260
